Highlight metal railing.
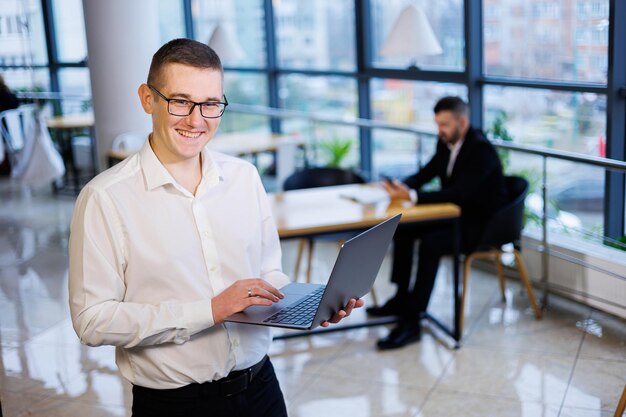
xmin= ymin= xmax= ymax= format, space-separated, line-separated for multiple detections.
xmin=227 ymin=103 xmax=626 ymax=309
xmin=14 ymin=93 xmax=626 ymax=310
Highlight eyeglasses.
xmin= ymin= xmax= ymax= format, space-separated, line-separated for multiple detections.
xmin=148 ymin=85 xmax=228 ymax=118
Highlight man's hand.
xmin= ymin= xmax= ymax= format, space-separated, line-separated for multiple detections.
xmin=212 ymin=279 xmax=284 ymax=325
xmin=381 ymin=179 xmax=411 ymax=201
xmin=320 ymin=298 xmax=365 ymax=327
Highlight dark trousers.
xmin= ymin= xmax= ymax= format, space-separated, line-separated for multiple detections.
xmin=390 ymin=221 xmax=481 ymax=321
xmin=132 ymin=359 xmax=287 ymax=417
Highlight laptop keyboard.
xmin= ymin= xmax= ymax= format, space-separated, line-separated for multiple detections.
xmin=263 ymin=286 xmax=325 ymax=326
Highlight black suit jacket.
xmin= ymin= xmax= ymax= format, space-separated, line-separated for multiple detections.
xmin=403 ymin=127 xmax=506 ymax=249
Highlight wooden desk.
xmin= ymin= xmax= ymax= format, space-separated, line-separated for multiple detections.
xmin=270 ymin=184 xmax=460 ymax=238
xmin=269 ymin=184 xmax=463 ymax=345
xmin=46 ymin=112 xmax=94 ymax=129
xmin=46 ymin=113 xmax=96 ymax=194
xmin=107 ymin=130 xmax=302 ymax=165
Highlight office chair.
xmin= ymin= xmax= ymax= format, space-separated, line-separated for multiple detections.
xmin=0 ymin=104 xmax=37 ymax=169
xmin=283 ymin=168 xmax=371 ymax=294
xmin=460 ymin=176 xmax=542 ymax=333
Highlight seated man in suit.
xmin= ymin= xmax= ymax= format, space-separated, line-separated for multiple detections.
xmin=369 ymin=96 xmax=507 ymax=350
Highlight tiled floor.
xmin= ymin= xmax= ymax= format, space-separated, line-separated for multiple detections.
xmin=1 ymin=179 xmax=625 ymax=417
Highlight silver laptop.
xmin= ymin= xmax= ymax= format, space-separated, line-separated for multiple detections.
xmin=225 ymin=214 xmax=401 ymax=330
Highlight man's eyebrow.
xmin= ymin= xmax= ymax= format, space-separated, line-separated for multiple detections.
xmin=169 ymin=92 xmax=223 ymax=102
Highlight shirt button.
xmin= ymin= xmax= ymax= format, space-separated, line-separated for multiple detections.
xmin=209 ymin=266 xmax=218 ymax=274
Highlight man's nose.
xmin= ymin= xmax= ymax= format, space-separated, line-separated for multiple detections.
xmin=186 ymin=104 xmax=204 ymax=123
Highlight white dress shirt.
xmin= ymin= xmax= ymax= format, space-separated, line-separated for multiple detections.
xmin=408 ymin=137 xmax=465 ymax=204
xmin=68 ymin=140 xmax=289 ymax=389
xmin=446 ymin=137 xmax=465 ymax=177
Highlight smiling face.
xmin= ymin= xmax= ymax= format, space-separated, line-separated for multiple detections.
xmin=138 ymin=63 xmax=223 ymax=165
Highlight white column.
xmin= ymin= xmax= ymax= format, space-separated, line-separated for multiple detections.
xmin=82 ymin=0 xmax=161 ymax=170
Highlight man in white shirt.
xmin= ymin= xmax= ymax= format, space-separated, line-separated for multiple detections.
xmin=368 ymin=96 xmax=506 ymax=350
xmin=68 ymin=38 xmax=362 ymax=417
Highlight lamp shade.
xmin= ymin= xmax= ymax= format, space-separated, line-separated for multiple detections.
xmin=379 ymin=4 xmax=443 ymax=58
xmin=207 ymin=23 xmax=245 ymax=62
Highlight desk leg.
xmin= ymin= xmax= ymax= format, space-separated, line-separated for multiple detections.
xmin=423 ymin=217 xmax=462 ymax=348
xmin=452 ymin=218 xmax=461 ymax=345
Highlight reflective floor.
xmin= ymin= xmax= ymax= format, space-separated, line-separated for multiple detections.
xmin=1 ymin=179 xmax=625 ymax=417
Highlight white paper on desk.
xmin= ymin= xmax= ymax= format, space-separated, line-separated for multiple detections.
xmin=339 ymin=187 xmax=389 ymax=205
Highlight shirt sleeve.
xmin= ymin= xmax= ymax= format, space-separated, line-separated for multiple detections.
xmin=68 ymin=187 xmax=214 ymax=349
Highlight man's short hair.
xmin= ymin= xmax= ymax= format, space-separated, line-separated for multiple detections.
xmin=147 ymin=38 xmax=223 ymax=87
xmin=433 ymin=96 xmax=469 ymax=118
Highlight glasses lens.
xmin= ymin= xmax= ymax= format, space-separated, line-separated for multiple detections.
xmin=168 ymin=100 xmax=194 ymax=116
xmin=200 ymin=103 xmax=225 ymax=118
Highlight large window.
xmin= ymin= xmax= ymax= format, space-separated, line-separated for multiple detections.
xmin=279 ymin=74 xmax=359 ymax=168
xmin=192 ymin=0 xmax=266 ymax=68
xmin=51 ymin=0 xmax=87 ymax=63
xmin=2 ymin=0 xmax=624 ymax=241
xmin=370 ymin=0 xmax=464 ymax=71
xmin=370 ymin=79 xmax=467 ymax=178
xmin=483 ymin=0 xmax=609 ymax=83
xmin=274 ymin=0 xmax=356 ymax=71
xmin=0 ymin=0 xmax=48 ymax=90
xmin=484 ymin=87 xmax=606 ymax=154
xmin=219 ymin=72 xmax=269 ymax=134
xmin=482 ymin=0 xmax=612 ymax=237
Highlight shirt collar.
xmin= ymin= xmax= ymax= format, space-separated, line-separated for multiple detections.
xmin=446 ymin=136 xmax=465 ymax=153
xmin=139 ymin=137 xmax=223 ymax=192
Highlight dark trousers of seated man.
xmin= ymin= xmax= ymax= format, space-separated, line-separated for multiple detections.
xmin=391 ymin=221 xmax=483 ymax=322
xmin=132 ymin=358 xmax=287 ymax=417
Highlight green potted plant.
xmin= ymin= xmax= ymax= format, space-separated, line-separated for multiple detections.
xmin=319 ymin=137 xmax=353 ymax=168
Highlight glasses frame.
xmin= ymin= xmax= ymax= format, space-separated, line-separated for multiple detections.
xmin=147 ymin=84 xmax=228 ymax=119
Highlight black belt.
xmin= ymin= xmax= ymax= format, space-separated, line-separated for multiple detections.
xmin=134 ymin=356 xmax=269 ymax=398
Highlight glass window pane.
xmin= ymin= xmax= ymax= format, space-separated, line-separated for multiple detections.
xmin=485 ymin=86 xmax=607 ymax=236
xmin=483 ymin=0 xmax=609 ymax=83
xmin=158 ymin=0 xmax=185 ymax=44
xmin=219 ymin=71 xmax=269 ymax=133
xmin=0 ymin=0 xmax=48 ymax=65
xmin=1 ymin=68 xmax=50 ymax=92
xmin=58 ymin=68 xmax=91 ymax=114
xmin=52 ymin=0 xmax=87 ymax=63
xmin=512 ymin=155 xmax=605 ymax=238
xmin=191 ymin=0 xmax=266 ymax=68
xmin=278 ymin=74 xmax=358 ymax=168
xmin=370 ymin=79 xmax=467 ymax=178
xmin=484 ymin=86 xmax=606 ymax=154
xmin=274 ymin=0 xmax=356 ymax=71
xmin=370 ymin=0 xmax=464 ymax=71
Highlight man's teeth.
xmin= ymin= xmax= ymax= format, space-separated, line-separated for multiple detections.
xmin=177 ymin=130 xmax=201 ymax=138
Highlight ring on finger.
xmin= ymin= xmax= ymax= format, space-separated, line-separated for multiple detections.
xmin=247 ymin=288 xmax=253 ymax=297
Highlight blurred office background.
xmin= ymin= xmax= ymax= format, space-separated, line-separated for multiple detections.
xmin=0 ymin=1 xmax=625 ymax=416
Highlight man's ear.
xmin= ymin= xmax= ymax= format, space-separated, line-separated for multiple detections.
xmin=459 ymin=114 xmax=469 ymax=131
xmin=138 ymin=84 xmax=154 ymax=114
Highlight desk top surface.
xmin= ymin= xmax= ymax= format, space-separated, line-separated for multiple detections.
xmin=108 ymin=130 xmax=301 ymax=161
xmin=46 ymin=113 xmax=94 ymax=129
xmin=269 ymin=184 xmax=461 ymax=238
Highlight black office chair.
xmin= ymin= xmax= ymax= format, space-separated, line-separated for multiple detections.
xmin=283 ymin=167 xmax=367 ymax=284
xmin=460 ymin=176 xmax=542 ymax=333
xmin=283 ymin=167 xmax=365 ymax=191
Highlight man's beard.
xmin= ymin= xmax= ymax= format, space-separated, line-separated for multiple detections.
xmin=443 ymin=126 xmax=462 ymax=144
